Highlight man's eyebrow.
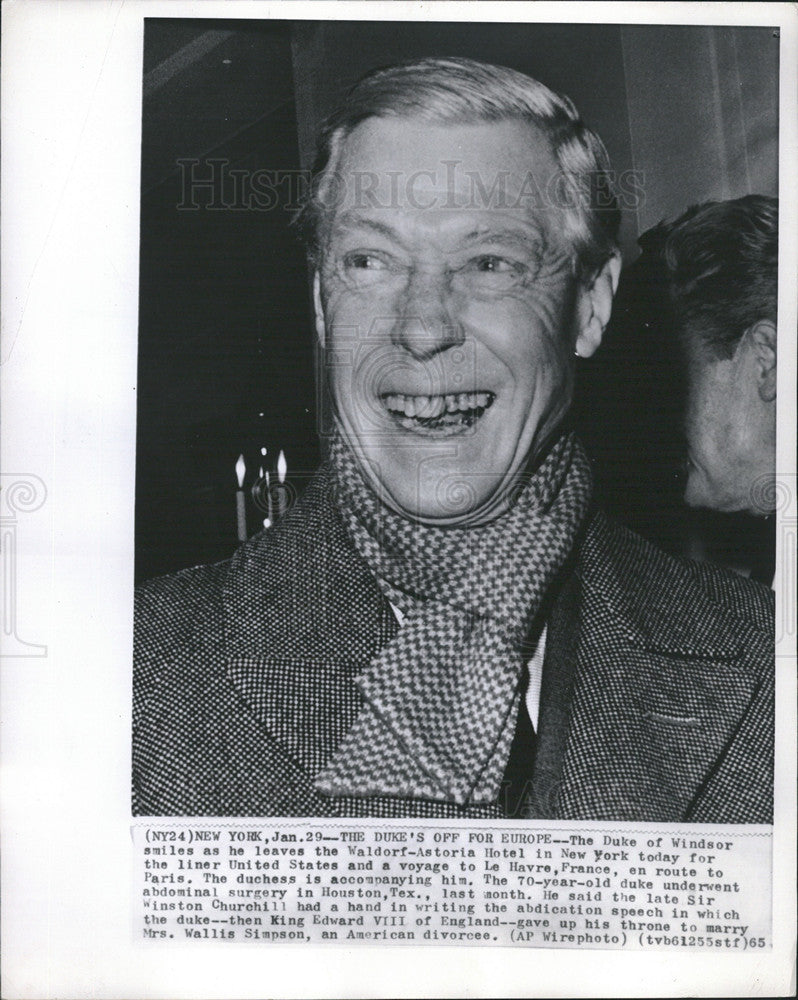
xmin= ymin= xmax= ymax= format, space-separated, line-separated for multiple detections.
xmin=330 ymin=215 xmax=545 ymax=250
xmin=330 ymin=214 xmax=400 ymax=241
xmin=460 ymin=227 xmax=544 ymax=249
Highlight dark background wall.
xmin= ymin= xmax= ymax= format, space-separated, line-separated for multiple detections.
xmin=137 ymin=21 xmax=317 ymax=580
xmin=136 ymin=18 xmax=778 ymax=582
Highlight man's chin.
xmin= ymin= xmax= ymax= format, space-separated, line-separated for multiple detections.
xmin=342 ymin=425 xmax=512 ymax=524
xmin=369 ymin=470 xmax=511 ymax=526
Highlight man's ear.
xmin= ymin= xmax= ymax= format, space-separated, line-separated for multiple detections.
xmin=748 ymin=318 xmax=777 ymax=402
xmin=313 ymin=271 xmax=326 ymax=348
xmin=574 ymin=252 xmax=622 ymax=358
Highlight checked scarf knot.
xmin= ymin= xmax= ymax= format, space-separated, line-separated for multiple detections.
xmin=313 ymin=428 xmax=592 ymax=806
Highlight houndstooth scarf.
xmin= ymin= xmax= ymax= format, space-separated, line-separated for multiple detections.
xmin=313 ymin=428 xmax=592 ymax=806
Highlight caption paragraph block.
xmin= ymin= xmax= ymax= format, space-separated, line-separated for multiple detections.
xmin=133 ymin=822 xmax=771 ymax=950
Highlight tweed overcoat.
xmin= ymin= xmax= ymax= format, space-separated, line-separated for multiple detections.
xmin=133 ymin=475 xmax=774 ymax=822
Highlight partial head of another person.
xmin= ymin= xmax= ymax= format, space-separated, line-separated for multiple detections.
xmin=662 ymin=195 xmax=778 ymax=515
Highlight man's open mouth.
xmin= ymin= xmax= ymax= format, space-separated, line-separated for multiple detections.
xmin=381 ymin=391 xmax=495 ymax=435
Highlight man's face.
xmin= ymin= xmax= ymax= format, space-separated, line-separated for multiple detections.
xmin=682 ymin=333 xmax=773 ymax=513
xmin=315 ymin=117 xmax=591 ymax=523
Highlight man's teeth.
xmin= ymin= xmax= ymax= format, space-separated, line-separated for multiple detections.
xmin=383 ymin=392 xmax=492 ymax=419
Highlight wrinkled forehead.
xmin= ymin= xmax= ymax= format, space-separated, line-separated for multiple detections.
xmin=323 ymin=115 xmax=569 ymax=232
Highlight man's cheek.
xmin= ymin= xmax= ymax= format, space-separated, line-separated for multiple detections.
xmin=326 ymin=294 xmax=401 ymax=344
xmin=331 ymin=362 xmax=385 ymax=432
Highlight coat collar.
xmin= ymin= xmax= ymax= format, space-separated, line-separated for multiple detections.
xmin=574 ymin=510 xmax=769 ymax=658
xmin=551 ymin=511 xmax=772 ymax=821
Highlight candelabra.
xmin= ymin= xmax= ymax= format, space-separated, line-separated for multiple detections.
xmin=234 ymin=448 xmax=289 ymax=541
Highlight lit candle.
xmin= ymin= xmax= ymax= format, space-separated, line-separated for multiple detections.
xmin=277 ymin=449 xmax=287 ymax=519
xmin=235 ymin=453 xmax=247 ymax=541
xmin=265 ymin=469 xmax=273 ymax=524
xmin=260 ymin=447 xmax=272 ymax=524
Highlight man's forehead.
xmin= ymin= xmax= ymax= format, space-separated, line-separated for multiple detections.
xmin=335 ymin=116 xmax=559 ymax=190
xmin=325 ymin=116 xmax=567 ymax=233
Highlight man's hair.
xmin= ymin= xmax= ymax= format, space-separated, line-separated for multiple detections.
xmin=650 ymin=195 xmax=778 ymax=359
xmin=295 ymin=56 xmax=620 ymax=278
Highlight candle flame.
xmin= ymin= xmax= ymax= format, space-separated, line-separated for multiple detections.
xmin=261 ymin=446 xmax=267 ymax=457
xmin=277 ymin=449 xmax=287 ymax=483
xmin=235 ymin=454 xmax=246 ymax=488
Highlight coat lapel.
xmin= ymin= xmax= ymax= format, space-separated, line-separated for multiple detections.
xmin=221 ymin=472 xmax=398 ymax=780
xmin=554 ymin=512 xmax=769 ymax=822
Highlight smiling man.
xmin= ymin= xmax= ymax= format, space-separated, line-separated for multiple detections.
xmin=134 ymin=58 xmax=774 ymax=822
xmin=311 ymin=114 xmax=613 ymax=526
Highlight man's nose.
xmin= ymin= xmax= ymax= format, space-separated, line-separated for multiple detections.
xmin=391 ymin=269 xmax=464 ymax=360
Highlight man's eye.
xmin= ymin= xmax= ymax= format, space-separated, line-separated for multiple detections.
xmin=339 ymin=251 xmax=398 ymax=287
xmin=473 ymin=255 xmax=516 ymax=273
xmin=454 ymin=254 xmax=528 ymax=292
xmin=343 ymin=253 xmax=388 ymax=271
